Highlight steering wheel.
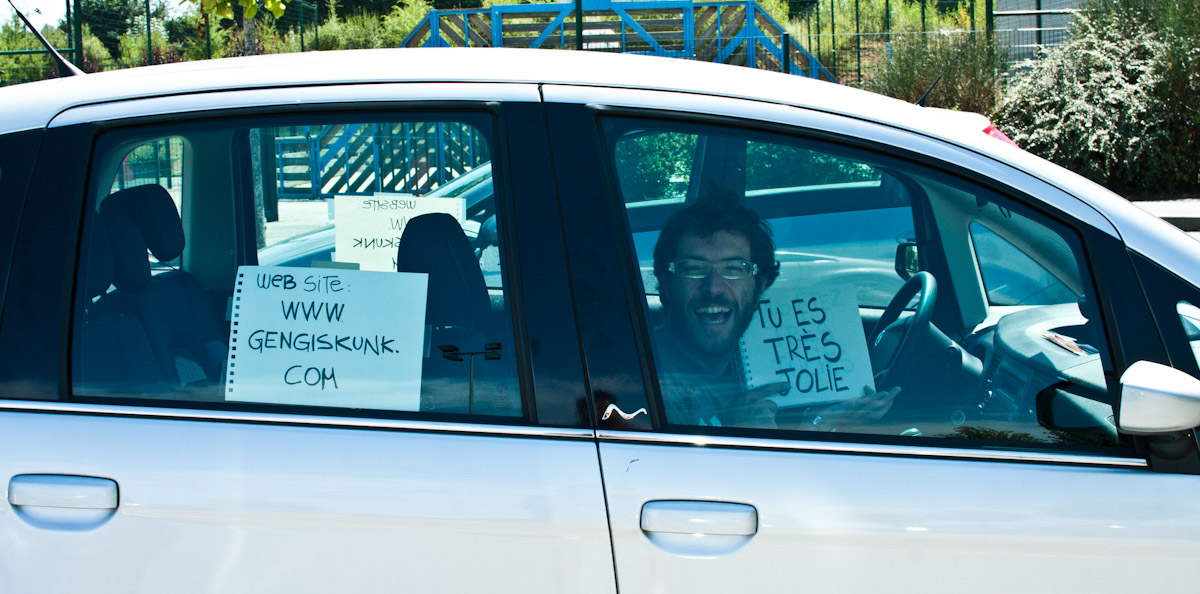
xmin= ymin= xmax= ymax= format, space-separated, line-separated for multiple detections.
xmin=867 ymin=271 xmax=937 ymax=388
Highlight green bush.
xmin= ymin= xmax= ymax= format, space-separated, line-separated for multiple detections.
xmin=382 ymin=1 xmax=431 ymax=44
xmin=1145 ymin=0 xmax=1200 ymax=193
xmin=314 ymin=11 xmax=387 ymax=49
xmin=991 ymin=4 xmax=1190 ymax=195
xmin=0 ymin=18 xmax=110 ymax=84
xmin=859 ymin=31 xmax=1005 ymax=113
xmin=118 ymin=29 xmax=181 ymax=67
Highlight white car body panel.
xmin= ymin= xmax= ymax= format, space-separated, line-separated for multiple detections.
xmin=3 ymin=47 xmax=1200 ymax=593
xmin=47 ymin=82 xmax=542 ymax=128
xmin=599 ymin=438 xmax=1200 ymax=593
xmin=0 ymin=408 xmax=615 ymax=594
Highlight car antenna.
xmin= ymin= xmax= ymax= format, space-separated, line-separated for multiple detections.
xmin=913 ymin=36 xmax=975 ymax=107
xmin=914 ymin=71 xmax=945 ymax=107
xmin=6 ymin=0 xmax=85 ymax=77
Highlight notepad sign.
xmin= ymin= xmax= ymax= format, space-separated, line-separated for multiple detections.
xmin=739 ymin=281 xmax=874 ymax=407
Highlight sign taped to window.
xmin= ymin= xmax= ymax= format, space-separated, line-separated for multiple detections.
xmin=225 ymin=265 xmax=428 ymax=411
xmin=333 ymin=194 xmax=465 ymax=271
xmin=739 ymin=280 xmax=875 ymax=407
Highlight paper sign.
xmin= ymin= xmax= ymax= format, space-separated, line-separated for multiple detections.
xmin=739 ymin=280 xmax=875 ymax=407
xmin=333 ymin=194 xmax=465 ymax=271
xmin=225 ymin=265 xmax=428 ymax=411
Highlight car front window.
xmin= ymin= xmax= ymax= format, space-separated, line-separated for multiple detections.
xmin=604 ymin=116 xmax=1125 ymax=454
xmin=970 ymin=221 xmax=1078 ymax=306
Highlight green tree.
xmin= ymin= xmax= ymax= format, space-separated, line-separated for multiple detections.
xmin=1 ymin=15 xmax=57 ymax=84
xmin=1 ymin=18 xmax=109 ymax=83
xmin=614 ymin=132 xmax=697 ymax=203
xmin=187 ymin=0 xmax=286 ymax=21
xmin=80 ymin=0 xmax=136 ymax=60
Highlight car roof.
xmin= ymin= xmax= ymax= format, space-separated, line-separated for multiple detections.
xmin=3 ymin=47 xmax=957 ymax=135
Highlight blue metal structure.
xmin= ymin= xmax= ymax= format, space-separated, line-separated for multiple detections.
xmin=402 ymin=0 xmax=836 ymax=82
xmin=275 ymin=122 xmax=487 ymax=200
xmin=274 ymin=5 xmax=838 ymax=201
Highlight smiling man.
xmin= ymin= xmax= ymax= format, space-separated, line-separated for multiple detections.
xmin=651 ymin=197 xmax=783 ymax=427
xmin=651 ymin=197 xmax=898 ymax=430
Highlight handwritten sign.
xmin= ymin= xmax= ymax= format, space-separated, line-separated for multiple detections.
xmin=334 ymin=194 xmax=465 ymax=271
xmin=739 ymin=280 xmax=875 ymax=407
xmin=225 ymin=265 xmax=428 ymax=411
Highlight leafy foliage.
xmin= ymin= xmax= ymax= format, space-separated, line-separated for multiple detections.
xmin=118 ymin=29 xmax=183 ymax=66
xmin=79 ymin=0 xmax=135 ymax=59
xmin=614 ymin=132 xmax=696 ymax=203
xmin=311 ymin=10 xmax=388 ymax=49
xmin=859 ymin=32 xmax=1006 ymax=113
xmin=747 ymin=142 xmax=879 ymax=189
xmin=185 ymin=0 xmax=287 ymax=22
xmin=381 ymin=1 xmax=431 ymax=43
xmin=992 ymin=7 xmax=1182 ymax=194
xmin=1 ymin=17 xmax=106 ymax=84
xmin=944 ymin=426 xmax=1039 ymax=442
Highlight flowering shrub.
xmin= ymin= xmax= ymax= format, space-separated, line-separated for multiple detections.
xmin=993 ymin=1 xmax=1199 ymax=195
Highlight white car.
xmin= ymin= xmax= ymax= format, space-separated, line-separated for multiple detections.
xmin=2 ymin=48 xmax=1200 ymax=593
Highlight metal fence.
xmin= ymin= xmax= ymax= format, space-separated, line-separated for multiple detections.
xmin=993 ymin=0 xmax=1075 ymax=64
xmin=3 ymin=0 xmax=1076 ymax=87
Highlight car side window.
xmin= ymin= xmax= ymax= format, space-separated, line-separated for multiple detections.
xmin=605 ymin=117 xmax=1126 ymax=453
xmin=71 ymin=113 xmax=522 ymax=419
xmin=970 ymin=221 xmax=1077 ymax=306
xmin=1179 ymin=302 xmax=1200 ymax=369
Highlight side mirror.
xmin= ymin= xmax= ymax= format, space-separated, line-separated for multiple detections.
xmin=894 ymin=242 xmax=919 ymax=280
xmin=1118 ymin=361 xmax=1200 ymax=434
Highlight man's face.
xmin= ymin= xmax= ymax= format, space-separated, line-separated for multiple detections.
xmin=663 ymin=230 xmax=764 ymax=361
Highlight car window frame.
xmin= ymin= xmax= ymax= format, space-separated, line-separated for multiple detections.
xmin=73 ymin=106 xmax=535 ymax=422
xmin=1 ymin=90 xmax=594 ymax=432
xmin=0 ymin=129 xmax=43 ymax=317
xmin=567 ymin=99 xmax=1155 ymax=462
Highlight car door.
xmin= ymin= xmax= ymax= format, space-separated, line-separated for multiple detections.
xmin=542 ymin=87 xmax=1200 ymax=593
xmin=0 ymin=85 xmax=615 ymax=594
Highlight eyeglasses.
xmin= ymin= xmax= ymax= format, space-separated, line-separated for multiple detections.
xmin=668 ymin=259 xmax=759 ymax=280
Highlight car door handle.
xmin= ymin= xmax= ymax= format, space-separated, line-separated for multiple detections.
xmin=9 ymin=474 xmax=118 ymax=510
xmin=640 ymin=500 xmax=757 ymax=536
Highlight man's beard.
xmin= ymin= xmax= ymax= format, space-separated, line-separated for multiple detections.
xmin=677 ymin=294 xmax=758 ymax=360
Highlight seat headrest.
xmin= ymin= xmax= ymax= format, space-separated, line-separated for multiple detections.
xmin=83 ymin=217 xmax=115 ymax=300
xmin=480 ymin=215 xmax=499 ymax=248
xmin=101 ymin=207 xmax=152 ymax=293
xmin=397 ymin=213 xmax=491 ymax=330
xmin=100 ymin=185 xmax=185 ymax=262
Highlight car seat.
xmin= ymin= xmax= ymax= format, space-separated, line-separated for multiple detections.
xmin=100 ymin=185 xmax=227 ymax=392
xmin=397 ymin=212 xmax=514 ymax=414
xmin=74 ymin=215 xmax=167 ymax=395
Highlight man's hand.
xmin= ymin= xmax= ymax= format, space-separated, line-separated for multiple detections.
xmin=736 ymin=382 xmax=788 ymax=429
xmin=745 ymin=381 xmax=789 ymax=400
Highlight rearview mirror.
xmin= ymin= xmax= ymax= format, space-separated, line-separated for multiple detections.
xmin=894 ymin=242 xmax=918 ymax=280
xmin=1118 ymin=361 xmax=1200 ymax=434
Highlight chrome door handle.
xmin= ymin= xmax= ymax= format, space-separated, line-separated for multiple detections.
xmin=640 ymin=500 xmax=758 ymax=536
xmin=9 ymin=474 xmax=118 ymax=510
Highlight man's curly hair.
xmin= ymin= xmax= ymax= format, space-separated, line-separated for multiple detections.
xmin=653 ymin=190 xmax=780 ymax=304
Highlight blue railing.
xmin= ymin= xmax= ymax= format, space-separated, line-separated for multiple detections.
xmin=402 ymin=0 xmax=836 ymax=82
xmin=275 ymin=123 xmax=485 ymax=200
